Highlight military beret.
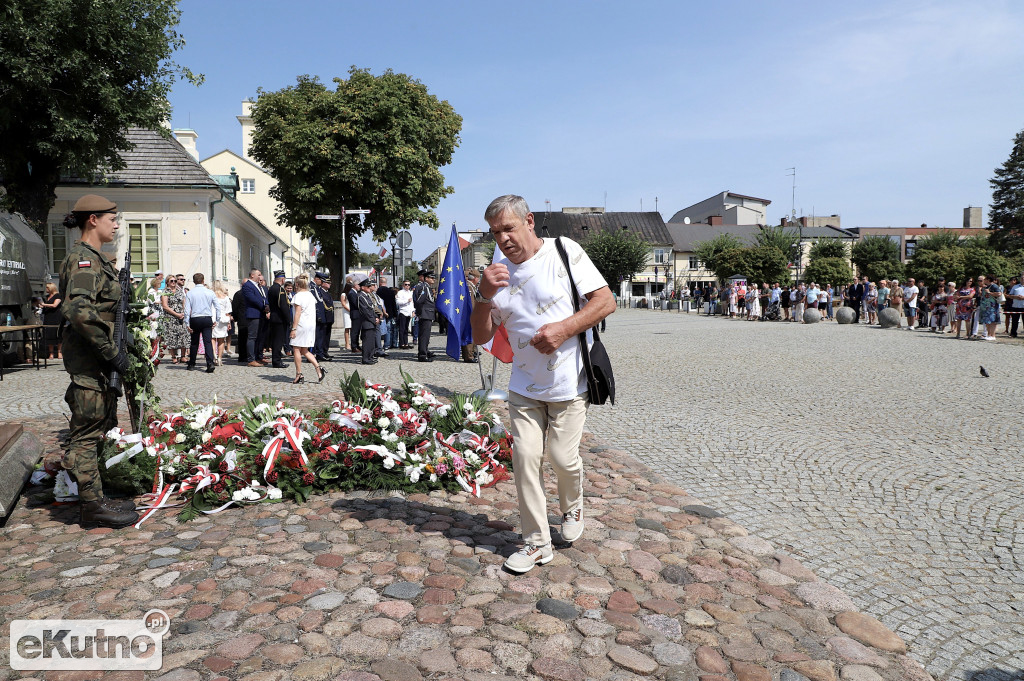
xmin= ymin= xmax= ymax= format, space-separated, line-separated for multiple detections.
xmin=359 ymin=278 xmax=371 ymax=287
xmin=72 ymin=194 xmax=117 ymax=213
xmin=274 ymin=270 xmax=286 ymax=279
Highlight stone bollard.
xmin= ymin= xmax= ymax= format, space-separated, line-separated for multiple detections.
xmin=803 ymin=308 xmax=821 ymax=324
xmin=835 ymin=307 xmax=856 ymax=324
xmin=878 ymin=307 xmax=900 ymax=328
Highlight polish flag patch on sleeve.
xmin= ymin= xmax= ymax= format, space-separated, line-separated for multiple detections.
xmin=78 ymin=260 xmax=91 ymax=268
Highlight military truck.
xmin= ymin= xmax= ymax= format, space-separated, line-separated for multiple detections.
xmin=0 ymin=212 xmax=49 ymax=367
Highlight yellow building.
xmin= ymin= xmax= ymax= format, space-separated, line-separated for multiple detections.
xmin=47 ymin=128 xmax=277 ymax=288
xmin=193 ymin=101 xmax=311 ymax=279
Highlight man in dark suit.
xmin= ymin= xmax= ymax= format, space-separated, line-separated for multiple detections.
xmin=231 ymin=286 xmax=248 ymax=363
xmin=849 ymin=278 xmax=864 ymax=324
xmin=414 ymin=269 xmax=436 ymax=362
xmin=318 ymin=275 xmax=335 ymax=361
xmin=241 ymin=269 xmax=267 ymax=367
xmin=346 ymin=278 xmax=362 ymax=353
xmin=356 ymin=279 xmax=380 ymax=365
xmin=255 ymin=274 xmax=270 ymax=360
xmin=268 ymin=270 xmax=291 ymax=368
xmin=376 ymin=276 xmax=398 ymax=350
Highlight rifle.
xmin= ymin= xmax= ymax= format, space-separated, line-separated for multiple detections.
xmin=108 ymin=238 xmax=134 ymax=397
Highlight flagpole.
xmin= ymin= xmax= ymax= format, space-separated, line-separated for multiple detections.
xmin=473 ymin=353 xmax=508 ymax=402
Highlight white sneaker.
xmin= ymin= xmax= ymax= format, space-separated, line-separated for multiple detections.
xmin=561 ymin=508 xmax=585 ymax=543
xmin=504 ymin=544 xmax=553 ymax=573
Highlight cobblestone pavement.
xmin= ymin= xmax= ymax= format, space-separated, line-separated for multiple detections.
xmin=0 ymin=310 xmax=1021 ymax=680
xmin=581 ymin=309 xmax=1024 ymax=681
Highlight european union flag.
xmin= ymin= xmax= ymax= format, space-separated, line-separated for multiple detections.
xmin=436 ymin=224 xmax=474 ymax=360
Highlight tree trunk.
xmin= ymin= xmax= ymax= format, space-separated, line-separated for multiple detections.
xmin=327 ymin=249 xmax=343 ymax=299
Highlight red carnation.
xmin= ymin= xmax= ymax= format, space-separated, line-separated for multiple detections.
xmin=318 ymin=449 xmax=331 ymax=461
xmin=372 ymin=407 xmax=382 ymax=418
xmin=343 ymin=456 xmax=354 ymax=467
xmin=302 ymin=472 xmax=315 ymax=485
xmin=338 ymin=442 xmax=349 ymax=452
xmin=255 ymin=454 xmax=266 ymax=466
xmin=171 ymin=416 xmax=186 ymax=427
xmin=218 ymin=461 xmax=229 ymax=472
xmin=361 ymin=451 xmax=374 ymax=460
xmin=213 ymin=481 xmax=226 ymax=493
xmin=265 ymin=470 xmax=278 ymax=483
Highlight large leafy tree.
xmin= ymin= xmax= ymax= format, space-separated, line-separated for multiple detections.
xmin=808 ymin=237 xmax=848 ymax=261
xmin=851 ymin=236 xmax=903 ymax=281
xmin=905 ymin=248 xmax=966 ymax=287
xmin=694 ymin=233 xmax=745 ymax=282
xmin=581 ymin=229 xmax=650 ymax=289
xmin=803 ymin=257 xmax=853 ymax=287
xmin=248 ymin=69 xmax=462 ymax=291
xmin=0 ymin=0 xmax=200 ymax=226
xmin=989 ymin=128 xmax=1024 ymax=252
xmin=743 ymin=245 xmax=790 ymax=284
xmin=754 ymin=225 xmax=798 ymax=260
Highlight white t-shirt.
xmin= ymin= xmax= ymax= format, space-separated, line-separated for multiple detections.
xmin=490 ymin=237 xmax=605 ymax=402
xmin=291 ymin=290 xmax=317 ymax=330
xmin=905 ymin=285 xmax=919 ymax=308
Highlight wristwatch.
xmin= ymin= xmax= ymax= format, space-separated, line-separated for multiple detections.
xmin=474 ymin=288 xmax=493 ymax=304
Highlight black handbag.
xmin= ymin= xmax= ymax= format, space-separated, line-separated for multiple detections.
xmin=554 ymin=238 xmax=615 ymax=405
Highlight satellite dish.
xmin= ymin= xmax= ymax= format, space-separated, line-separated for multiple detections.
xmin=683 ymin=217 xmax=691 ymax=224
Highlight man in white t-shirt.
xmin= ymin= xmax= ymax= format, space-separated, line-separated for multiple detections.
xmin=471 ymin=195 xmax=615 ymax=574
xmin=904 ymin=278 xmax=920 ymax=330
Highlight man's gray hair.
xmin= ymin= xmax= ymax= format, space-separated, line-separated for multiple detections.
xmin=485 ymin=195 xmax=530 ymax=222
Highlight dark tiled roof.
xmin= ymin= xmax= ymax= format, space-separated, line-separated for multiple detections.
xmin=62 ymin=128 xmax=217 ymax=188
xmin=667 ymin=223 xmax=855 ymax=251
xmin=533 ymin=211 xmax=672 ymax=245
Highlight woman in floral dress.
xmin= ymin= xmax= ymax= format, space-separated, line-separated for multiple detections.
xmin=952 ymin=278 xmax=974 ymax=338
xmin=160 ymin=277 xmax=189 ymax=363
xmin=979 ymin=282 xmax=1002 ymax=340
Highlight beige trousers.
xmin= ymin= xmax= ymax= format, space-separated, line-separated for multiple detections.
xmin=508 ymin=390 xmax=589 ymax=547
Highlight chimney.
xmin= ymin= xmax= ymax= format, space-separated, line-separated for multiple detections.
xmin=963 ymin=206 xmax=982 ymax=229
xmin=238 ymin=100 xmax=255 ymax=161
xmin=173 ymin=129 xmax=199 ymax=160
xmin=709 ymin=215 xmax=723 ymax=226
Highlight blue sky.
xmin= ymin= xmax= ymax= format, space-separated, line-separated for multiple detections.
xmin=168 ymin=0 xmax=1024 ymax=257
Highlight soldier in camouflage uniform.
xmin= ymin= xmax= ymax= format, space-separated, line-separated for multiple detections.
xmin=60 ymin=195 xmax=139 ymax=528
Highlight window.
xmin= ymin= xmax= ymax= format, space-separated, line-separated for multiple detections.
xmin=44 ymin=222 xmax=70 ymax=273
xmin=241 ymin=178 xmax=255 ymax=193
xmin=689 ymin=256 xmax=699 ymax=270
xmin=127 ymin=222 xmax=160 ymax=274
xmin=221 ymin=232 xmax=228 ymax=280
xmin=904 ymin=240 xmax=916 ymax=258
xmin=654 ymin=248 xmax=668 ymax=264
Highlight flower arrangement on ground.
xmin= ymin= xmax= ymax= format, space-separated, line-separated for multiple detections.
xmin=97 ymin=369 xmax=513 ymax=524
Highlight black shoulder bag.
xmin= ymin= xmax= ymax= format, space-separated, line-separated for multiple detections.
xmin=554 ymin=237 xmax=615 ymax=405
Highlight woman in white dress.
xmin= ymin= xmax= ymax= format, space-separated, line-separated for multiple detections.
xmin=748 ymin=283 xmax=761 ymax=320
xmin=210 ymin=281 xmax=233 ymax=365
xmin=289 ymin=275 xmax=325 ymax=384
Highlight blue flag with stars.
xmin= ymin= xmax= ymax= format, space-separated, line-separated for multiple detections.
xmin=437 ymin=224 xmax=474 ymax=360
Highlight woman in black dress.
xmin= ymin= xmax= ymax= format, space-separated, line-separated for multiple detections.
xmin=41 ymin=281 xmax=63 ymax=359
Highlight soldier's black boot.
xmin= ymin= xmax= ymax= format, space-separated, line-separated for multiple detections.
xmin=80 ymin=499 xmax=139 ymax=528
xmin=100 ymin=497 xmax=137 ymax=513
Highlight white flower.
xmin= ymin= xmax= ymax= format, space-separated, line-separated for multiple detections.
xmin=174 ymin=433 xmax=186 ymax=444
xmin=141 ymin=304 xmax=150 ymax=316
xmin=468 ymin=453 xmax=481 ymax=465
xmin=105 ymin=427 xmax=122 ymax=441
xmin=435 ymin=405 xmax=450 ymax=417
xmin=382 ymin=457 xmax=395 ymax=470
xmin=430 ymin=473 xmax=438 ymax=483
xmin=382 ymin=432 xmax=398 ymax=443
xmin=377 ymin=417 xmax=390 ymax=428
xmin=463 ymin=401 xmax=474 ymax=411
xmin=189 ymin=422 xmax=201 ymax=430
xmin=231 ymin=489 xmax=246 ymax=502
xmin=476 ymin=471 xmax=494 ymax=485
xmin=409 ymin=468 xmax=421 ymax=483
xmin=395 ymin=442 xmax=407 ymax=459
xmin=201 ymin=432 xmax=212 ymax=443
xmin=145 ymin=446 xmax=157 ymax=457
xmin=412 ymin=396 xmax=425 ymax=406
xmin=267 ymin=486 xmax=282 ymax=500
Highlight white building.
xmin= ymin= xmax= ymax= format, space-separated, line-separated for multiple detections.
xmin=668 ymin=191 xmax=771 ymax=226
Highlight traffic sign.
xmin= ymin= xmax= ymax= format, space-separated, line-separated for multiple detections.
xmin=315 ymin=214 xmax=340 ymax=220
xmin=397 ymin=230 xmax=412 ymax=249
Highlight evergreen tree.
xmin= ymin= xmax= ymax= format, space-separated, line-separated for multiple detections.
xmin=990 ymin=128 xmax=1024 ymax=252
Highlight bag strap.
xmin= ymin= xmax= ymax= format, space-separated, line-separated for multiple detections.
xmin=554 ymin=237 xmax=599 ymax=389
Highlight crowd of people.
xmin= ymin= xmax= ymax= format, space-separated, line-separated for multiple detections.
xmin=691 ymin=275 xmax=1024 ymax=338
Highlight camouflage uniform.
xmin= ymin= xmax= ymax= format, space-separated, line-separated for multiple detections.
xmin=59 ymin=241 xmax=120 ymax=503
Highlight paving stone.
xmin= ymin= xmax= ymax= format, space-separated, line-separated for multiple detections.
xmin=306 ymin=591 xmax=346 ymax=610
xmin=290 ymin=656 xmax=345 ymax=681
xmin=382 ymin=581 xmax=422 ymax=600
xmin=215 ymin=633 xmax=265 ymax=660
xmin=827 ymin=636 xmax=889 ymax=667
xmin=456 ymin=647 xmax=494 ymax=669
xmin=834 ymin=611 xmax=906 ymax=653
xmin=607 ymin=645 xmax=659 ymax=675
xmin=531 ymin=656 xmax=587 ymax=681
xmin=370 ymin=659 xmax=422 ymax=681
xmin=640 ymin=613 xmax=682 ymax=639
xmin=537 ymin=597 xmax=580 ymax=620
xmin=792 ymin=660 xmax=838 ymax=681
xmin=732 ymin=661 xmax=771 ymax=681
xmin=695 ymin=645 xmax=729 ymax=674
xmin=419 ymin=647 xmax=458 ymax=673
xmin=839 ymin=665 xmax=884 ymax=681
xmin=795 ymin=583 xmax=857 ymax=612
xmin=262 ymin=643 xmax=303 ymax=664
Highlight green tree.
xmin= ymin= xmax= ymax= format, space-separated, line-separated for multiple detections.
xmin=803 ymin=257 xmax=853 ymax=287
xmin=743 ymin=245 xmax=790 ymax=284
xmin=963 ymin=246 xmax=1016 ymax=283
xmin=913 ymin=229 xmax=963 ymax=254
xmin=989 ymin=128 xmax=1024 ymax=252
xmin=808 ymin=237 xmax=848 ymax=261
xmin=0 ymin=0 xmax=201 ymax=226
xmin=248 ymin=69 xmax=462 ymax=291
xmin=754 ymin=225 xmax=798 ymax=260
xmin=851 ymin=235 xmax=903 ymax=282
xmin=581 ymin=229 xmax=651 ymax=289
xmin=906 ymin=248 xmax=966 ymax=287
xmin=694 ymin=233 xmax=745 ymax=282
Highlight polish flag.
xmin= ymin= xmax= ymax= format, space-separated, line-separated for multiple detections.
xmin=378 ymin=245 xmax=388 ymax=258
xmin=481 ymin=323 xmax=514 ymax=363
